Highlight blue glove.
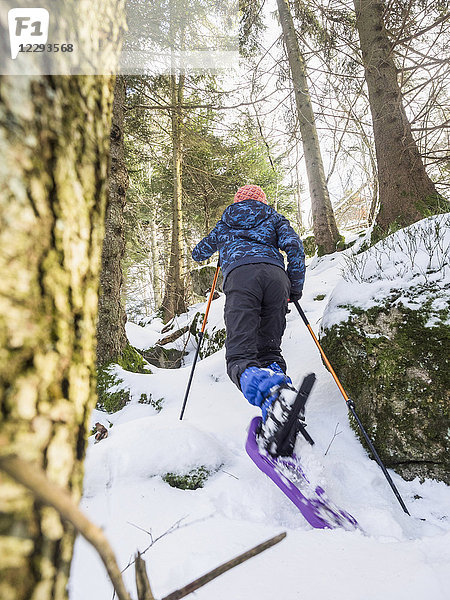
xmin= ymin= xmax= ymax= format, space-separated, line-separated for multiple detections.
xmin=240 ymin=367 xmax=287 ymax=407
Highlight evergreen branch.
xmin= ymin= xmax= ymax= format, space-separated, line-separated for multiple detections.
xmin=126 ymin=90 xmax=283 ymax=112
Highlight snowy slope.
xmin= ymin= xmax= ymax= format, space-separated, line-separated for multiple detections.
xmin=69 ymin=248 xmax=450 ymax=600
xmin=322 ymin=214 xmax=450 ymax=330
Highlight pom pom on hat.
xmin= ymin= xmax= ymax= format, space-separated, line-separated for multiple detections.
xmin=233 ymin=185 xmax=268 ymax=204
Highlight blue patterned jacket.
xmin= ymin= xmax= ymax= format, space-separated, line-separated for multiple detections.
xmin=192 ymin=200 xmax=305 ymax=292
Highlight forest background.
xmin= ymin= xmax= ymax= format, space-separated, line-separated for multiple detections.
xmin=119 ymin=0 xmax=448 ymax=326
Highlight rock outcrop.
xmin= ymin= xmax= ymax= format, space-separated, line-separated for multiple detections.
xmin=321 ymin=288 xmax=449 ymax=484
xmin=320 ymin=215 xmax=450 ymax=484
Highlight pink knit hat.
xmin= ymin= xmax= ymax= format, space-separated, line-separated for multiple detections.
xmin=233 ymin=185 xmax=268 ymax=205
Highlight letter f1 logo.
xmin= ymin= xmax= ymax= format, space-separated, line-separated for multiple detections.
xmin=8 ymin=8 xmax=50 ymax=59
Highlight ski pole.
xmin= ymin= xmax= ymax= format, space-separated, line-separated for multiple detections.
xmin=179 ymin=264 xmax=221 ymax=420
xmin=293 ymin=300 xmax=410 ymax=516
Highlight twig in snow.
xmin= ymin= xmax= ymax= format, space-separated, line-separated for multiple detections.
xmin=160 ymin=532 xmax=287 ymax=600
xmin=0 ymin=454 xmax=132 ymax=600
xmin=122 ymin=514 xmax=214 ymax=574
xmin=122 ymin=516 xmax=189 ymax=573
xmin=324 ymin=423 xmax=342 ymax=456
xmin=220 ymin=469 xmax=239 ymax=480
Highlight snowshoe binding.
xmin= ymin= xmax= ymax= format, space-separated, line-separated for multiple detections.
xmin=258 ymin=373 xmax=316 ymax=456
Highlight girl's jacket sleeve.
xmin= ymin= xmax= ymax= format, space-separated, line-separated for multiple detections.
xmin=276 ymin=216 xmax=305 ymax=292
xmin=192 ymin=227 xmax=218 ymax=262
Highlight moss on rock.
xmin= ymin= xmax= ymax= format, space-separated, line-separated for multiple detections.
xmin=320 ymin=291 xmax=449 ymax=483
xmin=96 ymin=366 xmax=130 ymax=413
xmin=140 ymin=346 xmax=184 ymax=369
xmin=191 ymin=264 xmax=223 ymax=297
xmin=96 ymin=344 xmax=152 ymax=413
xmin=162 ymin=466 xmax=215 ymax=490
xmin=190 ymin=312 xmax=226 ymax=359
xmin=303 ymin=235 xmax=316 ymax=258
xmin=117 ymin=344 xmax=152 ymax=374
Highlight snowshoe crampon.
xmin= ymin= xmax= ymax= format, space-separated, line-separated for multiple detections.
xmin=260 ymin=373 xmax=316 ymax=456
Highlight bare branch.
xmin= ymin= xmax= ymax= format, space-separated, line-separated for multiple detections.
xmin=391 ymin=12 xmax=450 ymax=47
xmin=0 ymin=454 xmax=132 ymax=600
xmin=324 ymin=423 xmax=342 ymax=456
xmin=126 ymin=90 xmax=285 ymax=113
xmin=161 ymin=532 xmax=287 ymax=600
xmin=411 ymin=119 xmax=450 ymax=132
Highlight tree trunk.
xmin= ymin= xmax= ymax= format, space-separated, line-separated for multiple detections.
xmin=149 ymin=208 xmax=162 ymax=309
xmin=0 ymin=6 xmax=124 ymax=600
xmin=146 ymin=160 xmax=162 ymax=310
xmin=276 ymin=0 xmax=341 ymax=255
xmin=203 ymin=191 xmax=210 ymax=236
xmin=295 ymin=150 xmax=304 ymax=234
xmin=97 ymin=75 xmax=129 ymax=366
xmin=354 ymin=0 xmax=441 ymax=233
xmin=161 ymin=73 xmax=187 ymax=322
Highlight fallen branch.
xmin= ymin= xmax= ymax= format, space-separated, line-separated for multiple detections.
xmin=161 ymin=532 xmax=287 ymax=600
xmin=157 ymin=325 xmax=189 ymax=346
xmin=0 ymin=454 xmax=132 ymax=600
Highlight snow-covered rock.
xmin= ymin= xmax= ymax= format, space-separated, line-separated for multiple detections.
xmin=321 ymin=214 xmax=450 ymax=483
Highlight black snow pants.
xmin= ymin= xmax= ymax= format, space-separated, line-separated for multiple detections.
xmin=223 ymin=263 xmax=291 ymax=389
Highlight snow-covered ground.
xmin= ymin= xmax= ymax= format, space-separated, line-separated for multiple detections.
xmin=69 ymin=236 xmax=450 ymax=600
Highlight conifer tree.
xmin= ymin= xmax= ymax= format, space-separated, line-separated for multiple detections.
xmin=353 ymin=0 xmax=443 ymax=234
xmin=277 ymin=0 xmax=341 ymax=255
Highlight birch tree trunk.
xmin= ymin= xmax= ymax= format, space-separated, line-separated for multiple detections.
xmin=277 ymin=0 xmax=341 ymax=255
xmin=353 ymin=0 xmax=441 ymax=233
xmin=97 ymin=75 xmax=129 ymax=365
xmin=0 ymin=4 xmax=124 ymax=598
xmin=161 ymin=73 xmax=187 ymax=322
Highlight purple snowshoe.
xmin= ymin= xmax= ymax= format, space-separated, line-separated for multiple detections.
xmin=246 ymin=417 xmax=360 ymax=530
xmin=246 ymin=373 xmax=360 ymax=530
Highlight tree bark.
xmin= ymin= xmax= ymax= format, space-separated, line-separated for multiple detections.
xmin=354 ymin=0 xmax=441 ymax=233
xmin=161 ymin=73 xmax=187 ymax=322
xmin=147 ymin=161 xmax=162 ymax=310
xmin=0 ymin=4 xmax=124 ymax=599
xmin=295 ymin=150 xmax=304 ymax=234
xmin=149 ymin=212 xmax=162 ymax=309
xmin=97 ymin=75 xmax=129 ymax=365
xmin=277 ymin=0 xmax=341 ymax=255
